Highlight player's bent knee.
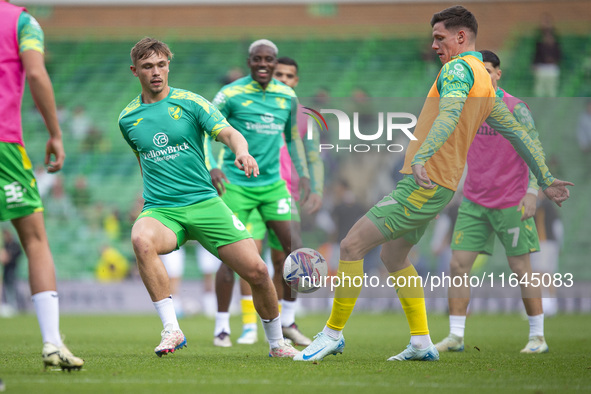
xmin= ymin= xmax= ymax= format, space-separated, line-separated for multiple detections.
xmin=241 ymin=262 xmax=269 ymax=288
xmin=131 ymin=231 xmax=157 ymax=256
xmin=340 ymin=235 xmax=362 ymax=260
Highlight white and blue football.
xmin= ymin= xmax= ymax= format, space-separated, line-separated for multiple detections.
xmin=283 ymin=248 xmax=328 ymax=294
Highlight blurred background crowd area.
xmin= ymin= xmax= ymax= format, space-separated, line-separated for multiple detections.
xmin=2 ymin=1 xmax=590 ymax=297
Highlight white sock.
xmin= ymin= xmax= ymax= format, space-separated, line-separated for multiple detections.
xmin=449 ymin=315 xmax=466 ymax=338
xmin=322 ymin=325 xmax=342 ymax=340
xmin=214 ymin=312 xmax=231 ymax=336
xmin=528 ymin=313 xmax=544 ymax=337
xmin=410 ymin=334 xmax=432 ymax=350
xmin=153 ymin=296 xmax=180 ymax=331
xmin=32 ymin=291 xmax=63 ymax=347
xmin=261 ymin=316 xmax=283 ymax=348
xmin=281 ymin=299 xmax=297 ymax=327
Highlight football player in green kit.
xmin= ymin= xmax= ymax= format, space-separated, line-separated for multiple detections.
xmin=119 ymin=37 xmax=299 ymax=358
xmin=209 ymin=40 xmax=311 ymax=346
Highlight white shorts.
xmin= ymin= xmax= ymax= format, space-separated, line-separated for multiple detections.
xmin=160 ymin=247 xmax=186 ymax=278
xmin=530 ymin=240 xmax=559 ymax=273
xmin=197 ymin=244 xmax=221 ymax=275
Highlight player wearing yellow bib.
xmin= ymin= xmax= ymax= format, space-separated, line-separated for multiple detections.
xmin=119 ymin=38 xmax=299 ymax=358
xmin=295 ymin=6 xmax=573 ymax=362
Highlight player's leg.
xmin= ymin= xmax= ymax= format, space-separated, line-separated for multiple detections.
xmin=214 ymin=262 xmax=234 ymax=347
xmin=380 ymin=237 xmax=439 ymax=361
xmin=1 ymin=142 xmax=83 ymax=370
xmin=268 ymin=220 xmax=312 ymax=346
xmin=434 ymin=250 xmax=479 ymax=352
xmin=296 ymin=177 xmax=453 ymax=361
xmin=294 ymin=215 xmax=386 ymax=361
xmin=531 ymin=240 xmax=559 ymax=316
xmin=191 ymin=197 xmax=297 ymax=357
xmin=218 ymin=239 xmax=298 ymax=357
xmin=12 ymin=213 xmax=84 ymax=370
xmin=368 ymin=179 xmax=452 ymax=361
xmin=131 ymin=213 xmax=187 ymax=356
xmin=215 ymin=184 xmax=259 ymax=346
xmin=508 ymin=253 xmax=548 ymax=353
xmin=262 ymin=183 xmax=311 ymax=345
xmin=435 ymin=199 xmax=493 ymax=353
xmin=494 ymin=207 xmax=547 ymax=353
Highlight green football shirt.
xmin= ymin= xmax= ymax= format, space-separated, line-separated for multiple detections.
xmin=119 ymin=87 xmax=230 ymax=209
xmin=211 ymin=75 xmax=309 ymax=186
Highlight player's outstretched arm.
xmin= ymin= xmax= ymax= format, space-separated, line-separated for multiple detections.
xmin=216 ymin=127 xmax=259 ymax=178
xmin=21 ymin=50 xmax=65 ymax=173
xmin=485 ymin=99 xmax=574 ymax=206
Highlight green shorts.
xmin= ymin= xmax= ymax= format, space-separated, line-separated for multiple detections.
xmin=0 ymin=142 xmax=44 ymax=221
xmin=137 ymin=197 xmax=251 ymax=258
xmin=451 ymin=198 xmax=540 ymax=256
xmin=222 ymin=180 xmax=294 ymax=225
xmin=367 ymin=176 xmax=454 ymax=245
xmin=245 ymin=209 xmax=267 ymax=241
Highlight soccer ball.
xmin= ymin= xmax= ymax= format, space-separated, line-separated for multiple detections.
xmin=283 ymin=248 xmax=328 ymax=294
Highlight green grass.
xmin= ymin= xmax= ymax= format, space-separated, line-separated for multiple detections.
xmin=1 ymin=312 xmax=590 ymax=393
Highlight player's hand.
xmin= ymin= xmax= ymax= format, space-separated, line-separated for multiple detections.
xmin=543 ymin=178 xmax=574 ymax=207
xmin=304 ymin=193 xmax=323 ymax=214
xmin=234 ymin=152 xmax=259 ymax=179
xmin=210 ymin=169 xmax=228 ymax=196
xmin=299 ymin=177 xmax=311 ymax=205
xmin=517 ymin=193 xmax=537 ymax=221
xmin=45 ymin=136 xmax=65 ymax=173
xmin=411 ymin=164 xmax=434 ymax=189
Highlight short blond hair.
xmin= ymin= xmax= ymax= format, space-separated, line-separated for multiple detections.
xmin=248 ymin=39 xmax=278 ymax=56
xmin=130 ymin=37 xmax=173 ymax=65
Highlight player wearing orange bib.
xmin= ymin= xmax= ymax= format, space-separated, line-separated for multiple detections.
xmin=295 ymin=5 xmax=573 ymax=362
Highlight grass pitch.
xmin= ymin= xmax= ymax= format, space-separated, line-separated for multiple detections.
xmin=0 ymin=312 xmax=589 ymax=393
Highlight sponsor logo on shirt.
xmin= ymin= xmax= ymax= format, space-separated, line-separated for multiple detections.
xmin=142 ymin=142 xmax=190 ymax=163
xmin=245 ymin=122 xmax=283 ymax=134
xmin=243 ymin=113 xmax=282 ymax=135
xmin=447 ymin=63 xmax=466 ymax=79
xmin=153 ymin=133 xmax=169 ymax=147
xmin=143 ymin=133 xmax=190 ymax=163
xmin=260 ymin=113 xmax=275 ymax=123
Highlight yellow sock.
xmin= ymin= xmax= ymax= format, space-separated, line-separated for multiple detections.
xmin=327 ymin=259 xmax=364 ymax=331
xmin=390 ymin=265 xmax=429 ymax=336
xmin=241 ymin=297 xmax=257 ymax=326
